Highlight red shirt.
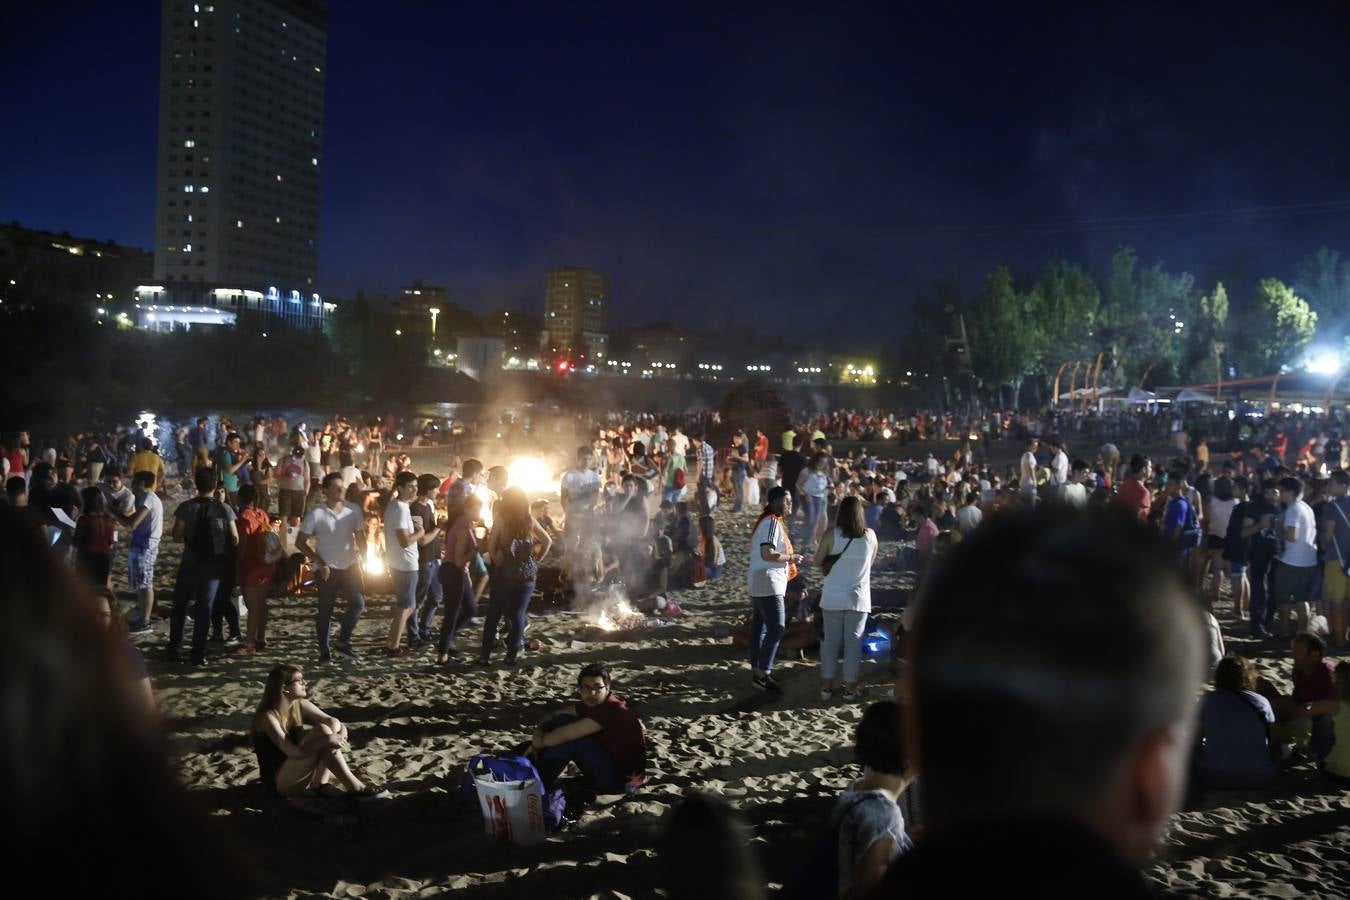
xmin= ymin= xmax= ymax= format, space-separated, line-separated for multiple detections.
xmin=75 ymin=514 xmax=116 ymax=555
xmin=754 ymin=435 xmax=769 ymax=464
xmin=576 ymin=695 xmax=646 ymax=776
xmin=1293 ymin=658 xmax=1337 ymax=705
xmin=1115 ymin=478 xmax=1151 ymax=521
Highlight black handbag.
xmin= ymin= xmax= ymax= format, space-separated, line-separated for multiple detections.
xmin=820 ymin=537 xmax=853 ymax=577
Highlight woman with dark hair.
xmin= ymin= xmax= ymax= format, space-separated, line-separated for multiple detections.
xmin=700 ymin=515 xmax=725 ymax=581
xmin=247 ymin=444 xmax=273 ymax=515
xmin=480 ymin=487 xmax=552 ymax=666
xmin=75 ymin=486 xmax=116 ymax=586
xmin=815 ymin=495 xmax=879 ymax=701
xmin=235 ymin=484 xmax=277 ymax=653
xmin=1194 ymin=655 xmax=1277 ymax=788
xmin=1201 ymin=475 xmax=1237 ymax=608
xmin=437 ymin=492 xmax=482 ymax=666
xmin=249 ymin=663 xmax=386 ymax=798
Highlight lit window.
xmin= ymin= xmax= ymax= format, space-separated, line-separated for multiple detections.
xmin=183 ymin=139 xmax=195 ymax=148
xmin=184 ymin=185 xmax=194 ymax=192
xmin=276 ymin=174 xmax=283 ymax=181
xmin=311 ymin=157 xmax=318 ymax=166
xmin=200 ymin=186 xmax=209 ymax=193
xmin=183 ymin=244 xmax=192 ymax=252
xmin=236 ymin=220 xmax=243 ymax=228
xmin=275 ymin=216 xmax=282 ymax=223
xmin=185 ymin=213 xmax=193 ymax=222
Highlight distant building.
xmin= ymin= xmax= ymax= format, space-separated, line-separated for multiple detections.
xmin=456 ymin=336 xmax=504 ymax=383
xmin=392 ymin=280 xmax=449 ymax=333
xmin=0 ymin=222 xmax=152 ymax=312
xmin=141 ymin=0 xmax=332 ymax=331
xmin=541 ymin=267 xmax=607 ymax=360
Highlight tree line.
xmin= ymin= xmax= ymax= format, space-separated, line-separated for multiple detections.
xmin=890 ymin=245 xmax=1350 ymax=409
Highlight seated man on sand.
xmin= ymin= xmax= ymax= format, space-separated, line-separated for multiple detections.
xmin=527 ymin=662 xmax=647 ymax=795
xmin=877 ymin=505 xmax=1206 ymax=896
xmin=1259 ymin=632 xmax=1338 ymax=765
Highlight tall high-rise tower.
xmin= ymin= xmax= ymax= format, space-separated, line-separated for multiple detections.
xmin=542 ymin=267 xmax=607 ymax=360
xmin=143 ymin=0 xmax=331 ymax=330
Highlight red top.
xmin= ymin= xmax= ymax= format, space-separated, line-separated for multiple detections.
xmin=1293 ymin=658 xmax=1337 ymax=705
xmin=576 ymin=695 xmax=646 ymax=776
xmin=1114 ymin=478 xmax=1151 ymax=521
xmin=75 ymin=514 xmax=116 ymax=555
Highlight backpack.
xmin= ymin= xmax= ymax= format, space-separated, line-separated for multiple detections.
xmin=673 ymin=468 xmax=686 ymax=490
xmin=501 ymin=536 xmax=539 ymax=584
xmin=187 ymin=498 xmax=229 ymax=564
xmin=262 ymin=529 xmax=286 ymax=564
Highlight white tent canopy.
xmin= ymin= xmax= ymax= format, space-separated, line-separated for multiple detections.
xmin=1174 ymin=388 xmax=1217 ymax=403
xmin=1127 ymin=387 xmax=1159 ymax=404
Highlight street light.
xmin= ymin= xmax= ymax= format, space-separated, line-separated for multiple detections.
xmin=428 ymin=306 xmax=440 ymax=338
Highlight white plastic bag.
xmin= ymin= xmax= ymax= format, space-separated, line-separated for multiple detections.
xmin=474 ymin=773 xmax=548 ymax=846
xmin=744 ymin=474 xmax=760 ymax=507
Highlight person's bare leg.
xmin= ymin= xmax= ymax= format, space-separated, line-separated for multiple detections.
xmin=139 ymin=586 xmax=154 ymax=623
xmin=300 ymin=723 xmax=363 ymax=791
xmin=386 ymin=607 xmax=412 ymax=650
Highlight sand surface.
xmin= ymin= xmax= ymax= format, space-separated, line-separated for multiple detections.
xmin=125 ymin=474 xmax=1350 ymax=898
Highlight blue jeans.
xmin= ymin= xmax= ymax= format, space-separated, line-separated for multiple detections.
xmin=169 ymin=555 xmax=221 ymax=662
xmin=411 ymin=559 xmax=443 ymax=642
xmin=820 ymin=609 xmax=868 ymax=682
xmin=1249 ymin=555 xmax=1275 ymax=631
xmin=799 ymin=494 xmax=823 ymax=546
xmin=534 ymin=713 xmax=625 ymax=794
xmin=481 ymin=578 xmax=534 ymax=661
xmin=748 ymin=594 xmax=786 ymax=674
xmin=731 ymin=467 xmax=746 ymax=511
xmin=438 ymin=563 xmax=478 ymax=656
xmin=706 ymin=564 xmax=723 ymax=581
xmin=316 ymin=565 xmax=365 ymax=654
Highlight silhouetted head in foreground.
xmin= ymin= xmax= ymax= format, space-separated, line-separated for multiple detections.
xmin=904 ymin=505 xmax=1205 ymax=865
xmin=663 ymin=790 xmax=765 ymax=900
xmin=0 ymin=507 xmax=252 ymax=896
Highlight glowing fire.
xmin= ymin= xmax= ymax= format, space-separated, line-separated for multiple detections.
xmin=363 ymin=541 xmax=385 ymax=576
xmin=507 ymin=455 xmax=560 ymax=497
xmin=473 ymin=483 xmax=495 ymax=529
xmin=593 ymin=598 xmax=642 ymax=632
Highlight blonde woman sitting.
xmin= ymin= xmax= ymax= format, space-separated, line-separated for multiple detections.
xmin=250 ymin=663 xmax=387 ymax=798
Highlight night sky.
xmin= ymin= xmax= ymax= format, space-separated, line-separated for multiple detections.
xmin=4 ymin=2 xmax=1350 ymax=339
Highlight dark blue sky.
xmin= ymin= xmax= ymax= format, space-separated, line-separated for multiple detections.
xmin=4 ymin=2 xmax=1349 ymax=337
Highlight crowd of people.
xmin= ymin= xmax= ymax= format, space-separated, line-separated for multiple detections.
xmin=6 ymin=398 xmax=1350 ymax=897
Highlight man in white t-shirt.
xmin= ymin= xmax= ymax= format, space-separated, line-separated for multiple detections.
xmin=1273 ymin=476 xmax=1319 ymax=637
xmin=382 ymin=471 xmax=426 ymax=657
xmin=955 ymin=492 xmax=983 ymax=536
xmin=1048 ymin=437 xmax=1069 ymax=488
xmin=121 ymin=470 xmax=164 ymax=632
xmin=746 ymin=487 xmax=803 ymax=693
xmin=297 ymin=471 xmax=368 ymax=660
xmin=560 ymin=446 xmax=602 ymax=527
xmin=1059 ymin=460 xmax=1090 ymax=509
xmin=670 ymin=426 xmax=690 ymax=458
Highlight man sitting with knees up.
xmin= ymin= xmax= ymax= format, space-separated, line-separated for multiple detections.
xmin=877 ymin=506 xmax=1206 ymax=897
xmin=527 ymin=662 xmax=647 ymax=795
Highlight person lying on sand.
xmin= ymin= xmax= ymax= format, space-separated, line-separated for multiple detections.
xmin=249 ymin=663 xmax=388 ymax=799
xmin=526 ymin=662 xmax=647 ymax=795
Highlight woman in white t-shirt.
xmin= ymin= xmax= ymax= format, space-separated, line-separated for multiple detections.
xmin=1202 ymin=476 xmax=1238 ymax=608
xmin=815 ymin=496 xmax=878 ymax=701
xmin=795 ymin=453 xmax=831 ymax=552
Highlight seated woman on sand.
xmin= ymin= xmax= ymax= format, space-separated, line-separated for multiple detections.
xmin=249 ymin=663 xmax=388 ymax=799
xmin=1193 ymin=655 xmax=1278 ymax=789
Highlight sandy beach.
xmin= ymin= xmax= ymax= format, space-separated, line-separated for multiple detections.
xmin=126 ymin=461 xmax=1350 ymax=899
